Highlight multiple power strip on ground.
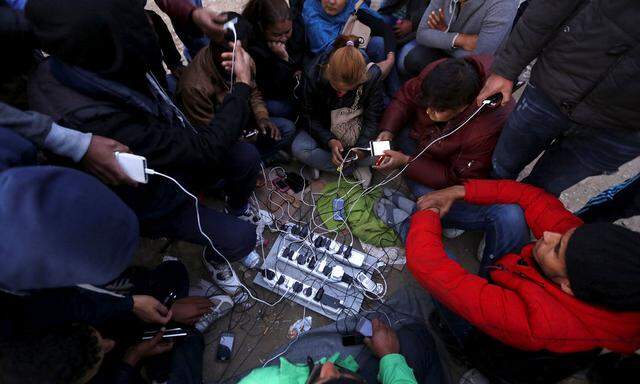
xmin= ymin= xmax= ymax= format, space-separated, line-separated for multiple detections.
xmin=253 ymin=223 xmax=381 ymax=320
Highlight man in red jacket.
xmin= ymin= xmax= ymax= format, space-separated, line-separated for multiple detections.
xmin=374 ymin=55 xmax=527 ymax=274
xmin=407 ymin=179 xmax=640 ymax=356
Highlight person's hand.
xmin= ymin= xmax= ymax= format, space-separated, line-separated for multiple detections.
xmin=81 ymin=135 xmax=137 ymax=187
xmin=169 ymin=65 xmax=186 ymax=80
xmin=376 ymin=131 xmax=394 ymax=142
xmin=258 ymin=118 xmax=282 ymax=140
xmin=221 ymin=41 xmax=254 ymax=85
xmin=364 ymin=319 xmax=400 ymax=358
xmin=329 ymin=139 xmax=345 ymax=167
xmin=171 ymin=297 xmax=213 ymax=325
xmin=393 ymin=19 xmax=413 ymax=38
xmin=132 ymin=295 xmax=172 ymax=324
xmin=453 ymin=33 xmax=478 ymax=51
xmin=191 ymin=7 xmax=227 ymax=42
xmin=376 ymin=52 xmax=395 ymax=79
xmin=427 ymin=8 xmax=447 ymax=31
xmin=123 ymin=331 xmax=174 ymax=367
xmin=373 ymin=150 xmax=409 ymax=171
xmin=416 ymin=185 xmax=466 ymax=216
xmin=268 ymin=41 xmax=289 ymax=62
xmin=476 ymin=73 xmax=514 ymax=107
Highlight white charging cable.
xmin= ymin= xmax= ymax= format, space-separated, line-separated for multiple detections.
xmin=224 ymin=18 xmax=238 ymax=92
xmin=145 ymin=168 xmax=293 ymax=307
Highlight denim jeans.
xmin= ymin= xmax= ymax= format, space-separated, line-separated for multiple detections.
xmin=266 ymin=99 xmax=298 ymax=121
xmin=291 ymin=130 xmax=372 ymax=172
xmin=492 ymin=83 xmax=640 ymax=196
xmin=576 ymin=172 xmax=640 ymax=223
xmin=402 ymin=45 xmax=449 ymax=78
xmin=254 ymin=116 xmax=296 ymax=160
xmin=395 ymin=127 xmax=530 ymax=275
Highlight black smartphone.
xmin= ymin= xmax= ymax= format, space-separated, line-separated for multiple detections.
xmin=341 ymin=334 xmax=364 ymax=346
xmin=141 ymin=327 xmax=188 ymax=341
xmin=285 ymin=172 xmax=305 ymax=193
xmin=163 ymin=291 xmax=177 ymax=308
xmin=217 ymin=332 xmax=235 ymax=361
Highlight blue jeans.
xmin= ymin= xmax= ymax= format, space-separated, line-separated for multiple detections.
xmin=395 ymin=127 xmax=530 ymax=275
xmin=397 ymin=40 xmax=418 ymax=78
xmin=492 ymin=83 xmax=640 ymax=196
xmin=266 ymin=99 xmax=297 ymax=121
xmin=576 ymin=172 xmax=640 ymax=223
xmin=291 ymin=130 xmax=372 ymax=172
xmin=254 ymin=116 xmax=296 ymax=160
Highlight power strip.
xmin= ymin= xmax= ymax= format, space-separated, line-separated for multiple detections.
xmin=283 ymin=223 xmax=366 ymax=268
xmin=277 ymin=243 xmax=354 ymax=289
xmin=260 ymin=268 xmax=344 ymax=315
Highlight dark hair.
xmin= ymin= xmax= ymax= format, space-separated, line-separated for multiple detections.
xmin=242 ymin=0 xmax=291 ymax=35
xmin=0 ymin=324 xmax=102 ymax=384
xmin=421 ymin=58 xmax=481 ymax=110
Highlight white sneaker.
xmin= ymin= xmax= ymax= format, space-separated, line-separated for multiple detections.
xmin=201 ymin=252 xmax=243 ymax=298
xmin=194 ymin=294 xmax=234 ymax=333
xmin=443 ymin=228 xmax=465 ymax=239
xmin=241 ymin=250 xmax=262 ymax=269
xmin=227 ymin=203 xmax=273 ymax=243
xmin=459 ymin=369 xmax=489 ymax=384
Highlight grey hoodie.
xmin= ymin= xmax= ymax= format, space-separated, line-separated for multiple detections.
xmin=416 ymin=0 xmax=517 ymax=58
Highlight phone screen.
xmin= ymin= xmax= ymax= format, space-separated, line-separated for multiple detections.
xmin=341 ymin=334 xmax=364 ymax=346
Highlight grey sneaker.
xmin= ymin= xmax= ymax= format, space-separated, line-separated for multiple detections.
xmin=194 ymin=294 xmax=234 ymax=333
xmin=201 ymin=251 xmax=244 ymax=299
xmin=459 ymin=369 xmax=489 ymax=384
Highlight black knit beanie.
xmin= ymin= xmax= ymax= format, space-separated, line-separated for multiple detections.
xmin=565 ymin=223 xmax=640 ymax=311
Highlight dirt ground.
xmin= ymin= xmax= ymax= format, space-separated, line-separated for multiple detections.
xmin=143 ymin=2 xmax=639 ymax=383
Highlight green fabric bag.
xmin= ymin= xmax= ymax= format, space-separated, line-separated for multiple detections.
xmin=316 ymin=181 xmax=400 ymax=247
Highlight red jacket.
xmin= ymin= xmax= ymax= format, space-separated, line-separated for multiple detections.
xmin=407 ymin=180 xmax=640 ymax=354
xmin=379 ymin=55 xmax=515 ymax=189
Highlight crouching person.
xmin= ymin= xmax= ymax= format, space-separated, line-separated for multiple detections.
xmin=407 ymin=179 xmax=640 ymax=382
xmin=26 ymin=0 xmax=265 ymax=298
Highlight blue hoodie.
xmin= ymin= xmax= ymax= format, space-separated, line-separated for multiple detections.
xmin=302 ymin=0 xmax=378 ymax=54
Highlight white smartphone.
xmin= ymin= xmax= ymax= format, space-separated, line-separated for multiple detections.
xmin=115 ymin=152 xmax=148 ymax=184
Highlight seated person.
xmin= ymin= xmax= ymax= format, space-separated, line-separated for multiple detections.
xmin=239 ymin=319 xmax=444 ymax=384
xmin=375 ymin=56 xmax=519 ymax=271
xmin=26 ymin=0 xmax=262 ymax=296
xmin=177 ymin=12 xmax=296 ymax=162
xmin=377 ymin=0 xmax=429 ymax=77
xmin=302 ymin=0 xmax=399 ymax=96
xmin=0 ymin=260 xmax=217 ymax=384
xmin=243 ymin=0 xmax=306 ymax=121
xmin=407 ymin=180 xmax=640 ymax=370
xmin=292 ymin=35 xmax=384 ymax=183
xmin=404 ymin=0 xmax=516 ymax=77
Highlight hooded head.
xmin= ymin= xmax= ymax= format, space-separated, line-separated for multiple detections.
xmin=26 ymin=0 xmax=163 ymax=86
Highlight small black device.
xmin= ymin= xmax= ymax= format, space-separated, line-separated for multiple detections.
xmin=341 ymin=333 xmax=365 ymax=346
xmin=243 ymin=129 xmax=259 ymax=139
xmin=284 ymin=172 xmax=305 ymax=193
xmin=216 ymin=332 xmax=235 ymax=361
xmin=141 ymin=327 xmax=188 ymax=341
xmin=163 ymin=291 xmax=177 ymax=308
xmin=274 ymin=178 xmax=290 ymax=191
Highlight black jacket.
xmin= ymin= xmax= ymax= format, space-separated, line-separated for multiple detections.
xmin=378 ymin=0 xmax=430 ymax=45
xmin=492 ymin=0 xmax=640 ymax=131
xmin=28 ymin=58 xmax=251 ymax=219
xmin=302 ymin=51 xmax=384 ymax=150
xmin=247 ymin=14 xmax=306 ymax=102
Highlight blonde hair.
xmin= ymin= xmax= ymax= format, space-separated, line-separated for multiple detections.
xmin=324 ymin=35 xmax=368 ymax=88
